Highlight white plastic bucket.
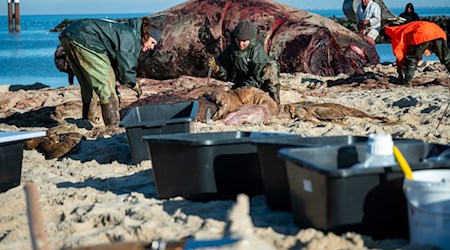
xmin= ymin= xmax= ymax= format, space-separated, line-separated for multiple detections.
xmin=403 ymin=169 xmax=450 ymax=250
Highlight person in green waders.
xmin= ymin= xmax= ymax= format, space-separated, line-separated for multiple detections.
xmin=59 ymin=17 xmax=161 ymax=126
xmin=208 ymin=20 xmax=281 ymax=104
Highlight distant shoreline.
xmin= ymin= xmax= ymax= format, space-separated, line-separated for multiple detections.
xmin=0 ymin=6 xmax=450 ymax=17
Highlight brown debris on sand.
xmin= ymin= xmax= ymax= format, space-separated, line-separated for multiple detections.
xmin=210 ymin=87 xmax=279 ymax=125
xmin=283 ymin=102 xmax=395 ymax=125
xmin=25 ymin=125 xmax=84 ymax=159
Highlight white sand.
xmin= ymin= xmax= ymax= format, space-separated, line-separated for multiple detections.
xmin=0 ymin=62 xmax=448 ymax=250
xmin=0 ymin=85 xmax=10 ymax=93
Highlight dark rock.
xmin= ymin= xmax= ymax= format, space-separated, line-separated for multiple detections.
xmin=421 ymin=105 xmax=440 ymax=114
xmin=392 ymin=96 xmax=418 ymax=108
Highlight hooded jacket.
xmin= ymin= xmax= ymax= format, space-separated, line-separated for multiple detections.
xmin=216 ymin=38 xmax=271 ymax=88
xmin=384 ymin=21 xmax=447 ymax=64
xmin=399 ymin=3 xmax=420 ymax=23
xmin=59 ymin=18 xmax=142 ymax=87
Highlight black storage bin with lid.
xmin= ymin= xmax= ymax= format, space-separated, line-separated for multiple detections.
xmin=1 ymin=131 xmax=46 ymax=192
xmin=143 ymin=131 xmax=296 ymax=200
xmin=120 ymin=101 xmax=198 ymax=164
xmin=253 ymin=135 xmax=369 ymax=211
xmin=278 ymin=141 xmax=450 ymax=239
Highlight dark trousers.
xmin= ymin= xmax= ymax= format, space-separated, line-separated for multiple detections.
xmin=403 ymin=38 xmax=450 ymax=84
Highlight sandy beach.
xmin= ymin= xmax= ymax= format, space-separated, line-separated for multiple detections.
xmin=0 ymin=61 xmax=449 ymax=250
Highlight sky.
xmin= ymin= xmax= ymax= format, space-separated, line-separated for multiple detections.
xmin=0 ymin=0 xmax=449 ymax=15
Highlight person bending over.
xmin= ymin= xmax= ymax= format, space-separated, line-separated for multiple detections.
xmin=59 ymin=17 xmax=161 ymax=126
xmin=207 ymin=20 xmax=281 ymax=104
xmin=385 ymin=21 xmax=450 ymax=87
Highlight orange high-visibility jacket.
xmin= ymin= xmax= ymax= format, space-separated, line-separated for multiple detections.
xmin=384 ymin=21 xmax=447 ymax=63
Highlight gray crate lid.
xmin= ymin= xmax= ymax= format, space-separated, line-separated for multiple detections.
xmin=278 ymin=141 xmax=448 ymax=177
xmin=120 ymin=101 xmax=198 ymax=128
xmin=252 ymin=135 xmax=369 ymax=147
xmin=0 ymin=131 xmax=46 ymax=144
xmin=143 ymin=131 xmax=295 ymax=146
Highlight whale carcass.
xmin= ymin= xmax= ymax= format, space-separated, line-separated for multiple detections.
xmin=54 ymin=0 xmax=380 ymax=79
xmin=137 ymin=0 xmax=379 ymax=79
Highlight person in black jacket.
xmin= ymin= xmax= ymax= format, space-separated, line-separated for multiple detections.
xmin=59 ymin=17 xmax=161 ymax=126
xmin=399 ymin=3 xmax=420 ymax=23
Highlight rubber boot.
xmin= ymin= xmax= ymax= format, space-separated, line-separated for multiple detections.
xmin=100 ymin=92 xmax=120 ymax=127
xmin=82 ymin=97 xmax=101 ymax=124
xmin=396 ymin=66 xmax=404 ymax=84
xmin=402 ymin=65 xmax=415 ymax=87
xmin=269 ymin=84 xmax=281 ymax=105
xmin=82 ymin=102 xmax=90 ymax=120
xmin=88 ymin=97 xmax=102 ymax=125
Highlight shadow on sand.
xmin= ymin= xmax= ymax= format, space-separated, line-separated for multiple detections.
xmin=0 ymin=107 xmax=59 ymax=128
xmin=67 ymin=133 xmax=132 ymax=164
xmin=8 ymin=82 xmax=50 ymax=92
xmin=57 ymin=169 xmax=157 ymax=198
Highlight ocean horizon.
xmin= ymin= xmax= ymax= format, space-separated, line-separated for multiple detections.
xmin=0 ymin=8 xmax=448 ymax=88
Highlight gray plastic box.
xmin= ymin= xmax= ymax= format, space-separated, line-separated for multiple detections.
xmin=120 ymin=101 xmax=198 ymax=164
xmin=278 ymin=141 xmax=450 ymax=239
xmin=0 ymin=131 xmax=46 ymax=192
xmin=253 ymin=135 xmax=369 ymax=211
xmin=143 ymin=131 xmax=296 ymax=200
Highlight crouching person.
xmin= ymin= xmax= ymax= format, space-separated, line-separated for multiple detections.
xmin=385 ymin=21 xmax=450 ymax=87
xmin=59 ymin=17 xmax=161 ymax=126
xmin=208 ymin=20 xmax=281 ymax=104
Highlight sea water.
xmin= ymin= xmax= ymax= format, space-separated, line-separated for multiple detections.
xmin=0 ymin=8 xmax=448 ymax=88
xmin=0 ymin=13 xmax=146 ymax=88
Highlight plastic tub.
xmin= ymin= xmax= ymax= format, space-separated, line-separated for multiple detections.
xmin=278 ymin=141 xmax=450 ymax=239
xmin=0 ymin=131 xmax=46 ymax=192
xmin=253 ymin=135 xmax=368 ymax=211
xmin=404 ymin=169 xmax=450 ymax=250
xmin=143 ymin=131 xmax=295 ymax=200
xmin=120 ymin=101 xmax=198 ymax=164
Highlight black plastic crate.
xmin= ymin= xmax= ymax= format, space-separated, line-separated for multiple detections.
xmin=120 ymin=101 xmax=198 ymax=164
xmin=143 ymin=131 xmax=295 ymax=200
xmin=278 ymin=141 xmax=450 ymax=239
xmin=0 ymin=131 xmax=46 ymax=193
xmin=254 ymin=135 xmax=369 ymax=211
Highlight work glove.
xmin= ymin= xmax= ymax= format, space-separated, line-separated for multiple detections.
xmin=208 ymin=57 xmax=220 ymax=73
xmin=132 ymin=81 xmax=143 ymax=98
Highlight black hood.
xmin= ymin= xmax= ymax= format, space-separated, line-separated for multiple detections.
xmin=405 ymin=3 xmax=415 ymax=13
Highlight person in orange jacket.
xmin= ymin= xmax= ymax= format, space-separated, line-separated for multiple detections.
xmin=385 ymin=21 xmax=450 ymax=86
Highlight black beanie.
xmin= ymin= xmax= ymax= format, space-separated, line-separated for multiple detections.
xmin=148 ymin=27 xmax=161 ymax=42
xmin=234 ymin=20 xmax=256 ymax=41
